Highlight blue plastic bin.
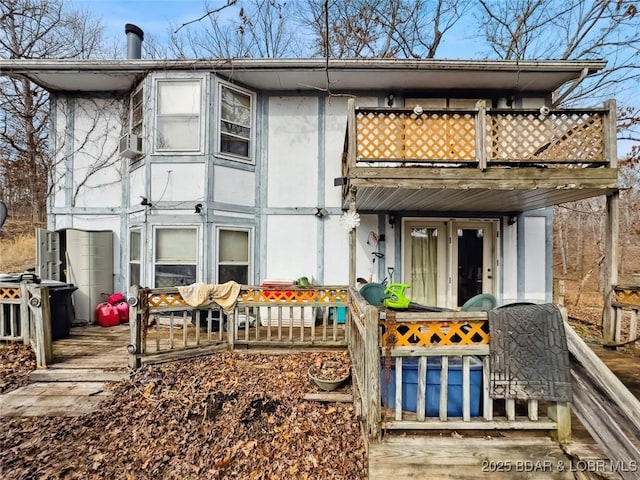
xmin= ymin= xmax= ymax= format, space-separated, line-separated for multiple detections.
xmin=380 ymin=356 xmax=482 ymax=417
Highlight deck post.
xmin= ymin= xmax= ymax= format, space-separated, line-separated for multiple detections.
xmin=128 ymin=285 xmax=141 ymax=370
xmin=549 ymin=402 xmax=572 ymax=443
xmin=603 ymin=191 xmax=620 ymax=345
xmin=602 ymin=99 xmax=619 ymax=345
xmin=348 ymin=186 xmax=357 ymax=287
xmin=364 ymin=305 xmax=381 ymax=441
xmin=476 ymin=100 xmax=487 ymax=170
xmin=29 ymin=284 xmax=53 ymax=367
xmin=347 ymin=98 xmax=357 ymax=172
xmin=19 ymin=281 xmax=30 ymax=345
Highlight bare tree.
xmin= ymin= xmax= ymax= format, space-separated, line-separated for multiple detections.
xmin=0 ymin=0 xmax=105 ymax=224
xmin=300 ymin=0 xmax=466 ymax=58
xmin=476 ymin=0 xmax=640 ymax=104
xmin=169 ymin=0 xmax=296 ymax=58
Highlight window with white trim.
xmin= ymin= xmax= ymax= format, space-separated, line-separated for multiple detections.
xmin=129 ymin=228 xmax=141 ymax=287
xmin=155 ymin=80 xmax=201 ymax=151
xmin=219 ymin=85 xmax=252 ymax=160
xmin=217 ymin=228 xmax=250 ymax=284
xmin=154 ymin=227 xmax=198 ymax=287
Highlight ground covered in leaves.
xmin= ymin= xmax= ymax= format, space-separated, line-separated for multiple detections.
xmin=0 ymin=343 xmax=36 ymax=394
xmin=0 ymin=351 xmax=367 ymax=479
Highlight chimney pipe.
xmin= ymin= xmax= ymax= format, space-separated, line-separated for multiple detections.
xmin=125 ymin=23 xmax=144 ymax=59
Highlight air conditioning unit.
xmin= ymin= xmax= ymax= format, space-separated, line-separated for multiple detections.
xmin=119 ymin=133 xmax=143 ymax=158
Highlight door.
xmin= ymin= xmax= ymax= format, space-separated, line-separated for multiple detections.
xmin=403 ymin=219 xmax=497 ymax=309
xmin=403 ymin=222 xmax=447 ymax=307
xmin=36 ymin=228 xmax=61 ymax=281
xmin=452 ymin=222 xmax=495 ymax=308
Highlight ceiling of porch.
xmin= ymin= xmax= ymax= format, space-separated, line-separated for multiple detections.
xmin=346 ymin=185 xmax=618 ymax=213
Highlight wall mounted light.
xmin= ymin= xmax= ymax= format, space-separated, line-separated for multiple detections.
xmin=315 ymin=207 xmax=329 ymax=218
xmin=140 ymin=197 xmax=152 ymax=207
xmin=386 ymin=94 xmax=395 ymax=107
xmin=194 ymin=203 xmax=203 ymax=214
xmin=412 ymin=105 xmax=423 ymax=115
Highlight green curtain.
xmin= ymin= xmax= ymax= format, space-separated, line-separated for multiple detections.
xmin=410 ymin=228 xmax=438 ymax=305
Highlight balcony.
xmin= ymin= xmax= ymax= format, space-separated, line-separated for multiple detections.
xmin=340 ymin=100 xmax=619 ymax=212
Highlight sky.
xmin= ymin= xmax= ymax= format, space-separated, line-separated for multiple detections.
xmin=70 ymin=0 xmax=210 ymax=43
xmin=69 ymin=0 xmax=476 ymax=59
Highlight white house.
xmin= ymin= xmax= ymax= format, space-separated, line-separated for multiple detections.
xmin=0 ymin=28 xmax=619 ymax=322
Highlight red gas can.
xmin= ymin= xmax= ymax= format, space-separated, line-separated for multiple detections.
xmin=95 ymin=302 xmax=120 ymax=327
xmin=115 ymin=301 xmax=129 ymax=323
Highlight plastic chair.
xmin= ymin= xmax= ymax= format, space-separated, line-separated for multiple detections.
xmin=460 ymin=293 xmax=497 ymax=312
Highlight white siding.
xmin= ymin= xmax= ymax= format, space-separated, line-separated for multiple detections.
xmin=129 ymin=166 xmax=146 ymax=206
xmin=524 ymin=216 xmax=546 ymax=303
xmin=502 ymin=219 xmax=518 ymax=304
xmin=150 ymin=163 xmax=205 ymax=202
xmin=52 ymin=98 xmax=68 ymax=208
xmin=267 ymin=97 xmax=318 ymax=208
xmin=323 ymin=216 xmax=349 ymax=284
xmin=266 ymin=215 xmax=317 ymax=280
xmin=324 ymin=97 xmax=348 ymax=208
xmin=72 ymin=98 xmax=123 ymax=208
xmin=213 ymin=166 xmax=255 ymax=206
xmin=355 ymin=214 xmax=380 ymax=283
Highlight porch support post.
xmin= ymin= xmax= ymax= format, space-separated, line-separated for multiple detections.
xmin=364 ymin=305 xmax=381 ymax=441
xmin=602 ymin=99 xmax=619 ymax=345
xmin=349 ymin=186 xmax=357 ymax=287
xmin=476 ymin=100 xmax=487 ymax=171
xmin=128 ymin=285 xmax=142 ymax=370
xmin=603 ymin=191 xmax=619 ymax=345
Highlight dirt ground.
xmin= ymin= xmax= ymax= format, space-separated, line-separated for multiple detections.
xmin=0 ymin=351 xmax=367 ymax=480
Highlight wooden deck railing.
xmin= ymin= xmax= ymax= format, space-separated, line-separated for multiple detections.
xmin=0 ymin=281 xmax=53 ymax=367
xmin=610 ymin=285 xmax=640 ymax=346
xmin=343 ymin=100 xmax=613 ymax=180
xmin=348 ymin=287 xmax=570 ymax=441
xmin=128 ymin=285 xmax=349 ymax=367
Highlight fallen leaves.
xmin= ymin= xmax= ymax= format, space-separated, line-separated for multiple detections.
xmin=0 ymin=343 xmax=36 ymax=394
xmin=0 ymin=351 xmax=367 ymax=479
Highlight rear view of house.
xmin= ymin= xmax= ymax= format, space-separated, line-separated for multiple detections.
xmin=1 ymin=31 xmax=618 ymax=323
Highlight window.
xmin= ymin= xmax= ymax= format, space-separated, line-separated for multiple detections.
xmin=154 ymin=228 xmax=198 ymax=287
xmin=219 ymin=85 xmax=252 ymax=160
xmin=217 ymin=229 xmax=250 ymax=284
xmin=155 ymin=80 xmax=201 ymax=151
xmin=131 ymin=85 xmax=144 ymax=136
xmin=129 ymin=229 xmax=141 ymax=287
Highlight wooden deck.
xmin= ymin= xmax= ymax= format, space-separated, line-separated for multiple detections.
xmin=369 ymin=435 xmax=574 ymax=479
xmin=0 ymin=324 xmax=130 ymax=417
xmin=51 ymin=323 xmax=130 ymax=370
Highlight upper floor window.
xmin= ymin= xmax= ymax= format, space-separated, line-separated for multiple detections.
xmin=156 ymin=80 xmax=201 ymax=152
xmin=219 ymin=84 xmax=252 ymax=161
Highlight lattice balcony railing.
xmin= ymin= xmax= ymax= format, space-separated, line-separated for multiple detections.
xmin=357 ymin=110 xmax=476 ymax=162
xmin=353 ymin=107 xmax=607 ymax=165
xmin=486 ymin=110 xmax=604 ymax=163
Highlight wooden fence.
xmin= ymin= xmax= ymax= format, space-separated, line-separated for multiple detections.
xmin=347 ymin=287 xmax=570 ymax=442
xmin=128 ymin=285 xmax=349 ymax=368
xmin=0 ymin=281 xmax=53 ymax=367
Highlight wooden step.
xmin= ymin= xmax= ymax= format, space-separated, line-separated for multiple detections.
xmin=369 ymin=436 xmax=574 ymax=479
xmin=0 ymin=381 xmax=112 ymax=417
xmin=29 ymin=368 xmax=128 ymax=383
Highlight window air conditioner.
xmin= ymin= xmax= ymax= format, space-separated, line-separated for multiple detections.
xmin=119 ymin=133 xmax=143 ymax=158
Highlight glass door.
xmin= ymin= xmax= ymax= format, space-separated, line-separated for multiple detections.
xmin=403 ymin=222 xmax=447 ymax=307
xmin=403 ymin=219 xmax=497 ymax=309
xmin=452 ymin=221 xmax=495 ymax=308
